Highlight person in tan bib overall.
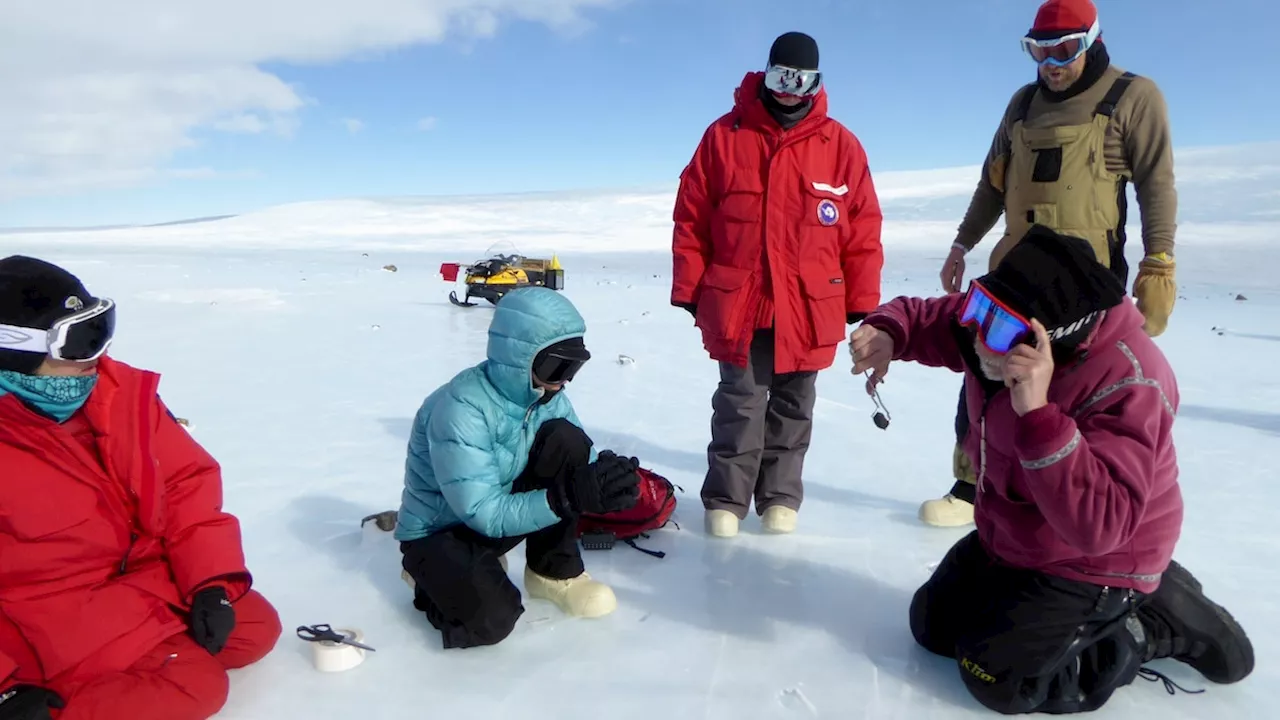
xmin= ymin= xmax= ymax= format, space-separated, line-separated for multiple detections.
xmin=921 ymin=0 xmax=1179 ymax=528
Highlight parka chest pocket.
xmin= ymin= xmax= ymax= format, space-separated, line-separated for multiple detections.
xmin=710 ymin=174 xmax=765 ymax=260
xmin=0 ymin=483 xmax=97 ymax=541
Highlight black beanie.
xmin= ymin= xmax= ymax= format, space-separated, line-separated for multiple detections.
xmin=768 ymin=32 xmax=819 ymax=70
xmin=0 ymin=255 xmax=95 ymax=374
xmin=976 ymin=225 xmax=1126 ymax=353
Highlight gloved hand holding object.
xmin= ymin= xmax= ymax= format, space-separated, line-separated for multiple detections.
xmin=548 ymin=450 xmax=641 ymax=516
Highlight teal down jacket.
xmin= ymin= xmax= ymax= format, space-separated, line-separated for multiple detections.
xmin=394 ymin=286 xmax=598 ymax=541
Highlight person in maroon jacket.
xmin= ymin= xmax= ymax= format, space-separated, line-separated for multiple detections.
xmin=671 ymin=31 xmax=884 ymax=538
xmin=849 ymin=227 xmax=1253 ymax=713
xmin=0 ymin=256 xmax=281 ymax=720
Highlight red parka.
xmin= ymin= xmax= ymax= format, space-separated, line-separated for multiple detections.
xmin=864 ymin=296 xmax=1182 ymax=593
xmin=0 ymin=356 xmax=253 ymax=693
xmin=671 ymin=71 xmax=884 ymax=373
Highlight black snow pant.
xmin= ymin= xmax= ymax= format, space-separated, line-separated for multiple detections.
xmin=949 ymin=380 xmax=977 ymax=503
xmin=911 ymin=531 xmax=1148 ymax=714
xmin=701 ymin=328 xmax=818 ymax=518
xmin=400 ymin=418 xmax=589 ymax=649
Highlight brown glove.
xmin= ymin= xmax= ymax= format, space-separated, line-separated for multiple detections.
xmin=1133 ymin=253 xmax=1176 ymax=337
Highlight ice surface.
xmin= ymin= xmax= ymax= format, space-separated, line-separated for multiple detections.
xmin=1 ymin=146 xmax=1277 ymax=718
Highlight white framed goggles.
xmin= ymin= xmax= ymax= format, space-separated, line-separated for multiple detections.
xmin=0 ymin=297 xmax=116 ymax=363
xmin=764 ymin=64 xmax=822 ymax=97
xmin=1021 ymin=16 xmax=1100 ymax=67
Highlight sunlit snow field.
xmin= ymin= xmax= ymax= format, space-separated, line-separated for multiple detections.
xmin=3 ymin=141 xmax=1278 ymax=718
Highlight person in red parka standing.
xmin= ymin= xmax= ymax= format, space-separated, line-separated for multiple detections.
xmin=0 ymin=256 xmax=281 ymax=720
xmin=671 ymin=31 xmax=884 ymax=538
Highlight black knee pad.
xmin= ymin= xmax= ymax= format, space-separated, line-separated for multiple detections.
xmin=532 ymin=417 xmax=592 ymax=462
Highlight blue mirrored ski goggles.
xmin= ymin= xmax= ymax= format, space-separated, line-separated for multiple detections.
xmin=958 ymin=282 xmax=1031 ymax=355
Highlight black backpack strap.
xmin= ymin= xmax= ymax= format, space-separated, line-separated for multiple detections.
xmin=624 ymin=535 xmax=667 ymax=559
xmin=1095 ymin=72 xmax=1137 ymax=117
xmin=1012 ymin=83 xmax=1038 ymax=124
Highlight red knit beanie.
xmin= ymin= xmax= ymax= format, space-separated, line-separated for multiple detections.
xmin=1030 ymin=0 xmax=1097 ymax=36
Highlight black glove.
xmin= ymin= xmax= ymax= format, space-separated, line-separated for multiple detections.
xmin=189 ymin=586 xmax=236 ymax=655
xmin=0 ymin=686 xmax=64 ymax=720
xmin=847 ymin=312 xmax=866 ymax=324
xmin=549 ymin=450 xmax=641 ymax=516
xmin=674 ymin=302 xmax=696 ymax=319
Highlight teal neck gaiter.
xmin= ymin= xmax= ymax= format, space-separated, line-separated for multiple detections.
xmin=0 ymin=370 xmax=98 ymax=423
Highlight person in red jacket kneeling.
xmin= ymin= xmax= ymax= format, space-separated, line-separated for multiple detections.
xmin=849 ymin=227 xmax=1253 ymax=713
xmin=671 ymin=31 xmax=884 ymax=538
xmin=0 ymin=256 xmax=281 ymax=720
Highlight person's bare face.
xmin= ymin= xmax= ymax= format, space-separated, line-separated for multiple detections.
xmin=973 ymin=340 xmax=1008 ymax=382
xmin=36 ymin=356 xmax=98 ymax=376
xmin=1038 ymin=52 xmax=1086 ymax=92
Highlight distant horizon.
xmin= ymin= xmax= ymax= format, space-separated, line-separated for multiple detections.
xmin=5 ymin=137 xmax=1278 ymax=233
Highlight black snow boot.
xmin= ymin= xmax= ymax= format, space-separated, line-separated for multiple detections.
xmin=1138 ymin=559 xmax=1253 ymax=684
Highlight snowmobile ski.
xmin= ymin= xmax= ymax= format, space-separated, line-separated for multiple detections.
xmin=449 ymin=290 xmax=477 ymax=307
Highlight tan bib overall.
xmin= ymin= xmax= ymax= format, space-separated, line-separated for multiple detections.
xmin=988 ymin=73 xmax=1135 ymax=273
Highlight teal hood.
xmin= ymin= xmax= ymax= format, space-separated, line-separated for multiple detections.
xmin=394 ymin=286 xmax=596 ymax=541
xmin=483 ymin=287 xmax=587 ymax=406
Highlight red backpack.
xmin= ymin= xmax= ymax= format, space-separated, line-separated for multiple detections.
xmin=576 ymin=467 xmax=680 ymax=558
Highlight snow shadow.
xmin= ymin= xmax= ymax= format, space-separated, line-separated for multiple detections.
xmin=378 ymin=417 xmax=413 ymax=440
xmin=589 ymin=428 xmax=921 ymax=519
xmin=610 ymin=535 xmax=982 ymax=712
xmin=283 ymin=494 xmax=438 ymax=647
xmin=1179 ymin=405 xmax=1280 ymax=436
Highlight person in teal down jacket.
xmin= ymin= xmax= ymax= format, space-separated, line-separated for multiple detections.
xmin=395 ymin=286 xmax=642 ymax=649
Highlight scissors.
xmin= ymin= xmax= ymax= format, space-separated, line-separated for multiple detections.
xmin=864 ymin=371 xmax=892 ymax=430
xmin=296 ymin=624 xmax=377 ymax=652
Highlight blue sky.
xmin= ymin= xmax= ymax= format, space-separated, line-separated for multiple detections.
xmin=3 ymin=0 xmax=1276 ymax=228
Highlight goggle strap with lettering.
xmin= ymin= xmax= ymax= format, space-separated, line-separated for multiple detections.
xmin=0 ymin=297 xmax=116 ymax=362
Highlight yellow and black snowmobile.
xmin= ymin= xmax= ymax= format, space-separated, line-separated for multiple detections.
xmin=439 ymin=251 xmax=565 ymax=307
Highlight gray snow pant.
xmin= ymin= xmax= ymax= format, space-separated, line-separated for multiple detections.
xmin=701 ymin=329 xmax=818 ymax=518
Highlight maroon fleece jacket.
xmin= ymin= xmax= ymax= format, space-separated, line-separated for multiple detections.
xmin=865 ymin=295 xmax=1182 ymax=592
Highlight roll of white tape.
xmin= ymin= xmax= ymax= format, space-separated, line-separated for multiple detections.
xmin=310 ymin=628 xmax=367 ymax=672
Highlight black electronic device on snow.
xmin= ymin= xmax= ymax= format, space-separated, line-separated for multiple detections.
xmin=580 ymin=531 xmax=616 ymax=551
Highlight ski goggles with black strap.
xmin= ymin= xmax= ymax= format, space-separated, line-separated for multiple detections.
xmin=1021 ymin=17 xmax=1100 ymax=67
xmin=0 ymin=297 xmax=116 ymax=362
xmin=763 ymin=64 xmax=822 ymax=97
xmin=958 ymin=282 xmax=1031 ymax=355
xmin=533 ymin=344 xmax=591 ymax=384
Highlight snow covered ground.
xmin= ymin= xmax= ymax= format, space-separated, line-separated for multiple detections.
xmin=2 ymin=143 xmax=1278 ymax=718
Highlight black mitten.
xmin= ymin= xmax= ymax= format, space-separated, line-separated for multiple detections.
xmin=189 ymin=586 xmax=236 ymax=655
xmin=0 ymin=686 xmax=64 ymax=720
xmin=674 ymin=302 xmax=696 ymax=319
xmin=550 ymin=450 xmax=641 ymax=516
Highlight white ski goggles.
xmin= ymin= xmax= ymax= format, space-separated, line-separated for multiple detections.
xmin=1021 ymin=17 xmax=1100 ymax=67
xmin=0 ymin=297 xmax=116 ymax=363
xmin=764 ymin=64 xmax=822 ymax=97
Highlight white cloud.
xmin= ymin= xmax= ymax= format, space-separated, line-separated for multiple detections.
xmin=416 ymin=116 xmax=438 ymax=131
xmin=341 ymin=118 xmax=365 ymax=133
xmin=0 ymin=0 xmax=626 ymax=201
